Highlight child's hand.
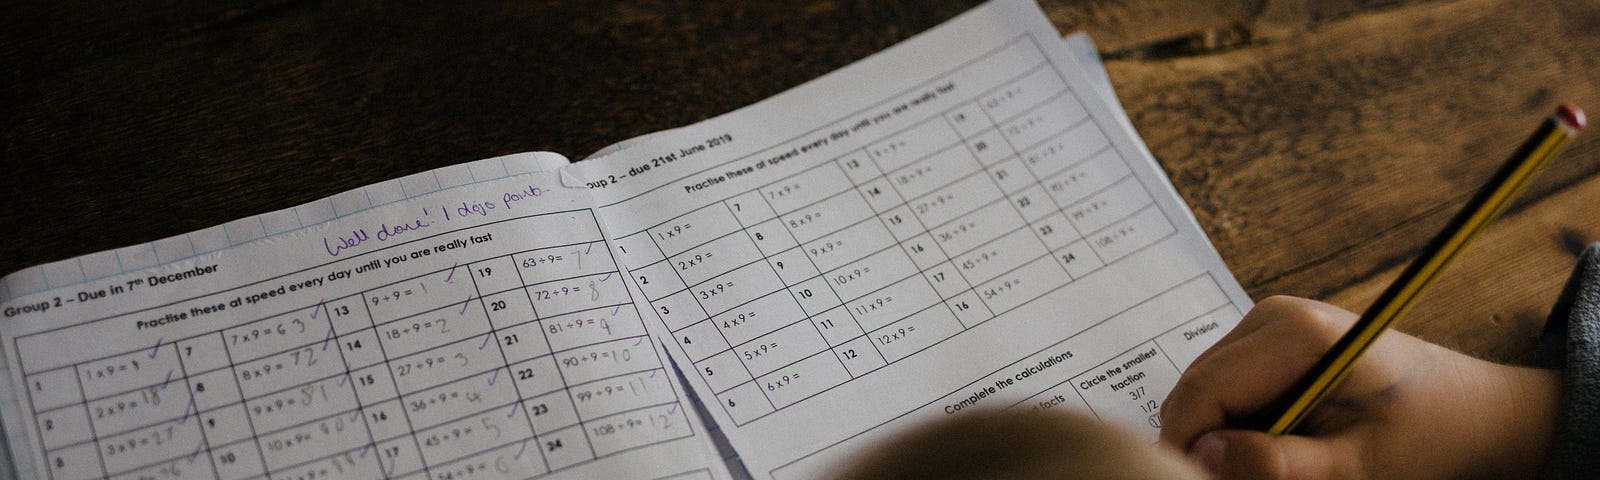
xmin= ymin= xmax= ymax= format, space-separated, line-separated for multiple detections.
xmin=1160 ymin=296 xmax=1562 ymax=479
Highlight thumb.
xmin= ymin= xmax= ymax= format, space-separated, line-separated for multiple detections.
xmin=1188 ymin=429 xmax=1348 ymax=480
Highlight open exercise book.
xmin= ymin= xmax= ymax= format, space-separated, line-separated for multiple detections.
xmin=0 ymin=1 xmax=1253 ymax=479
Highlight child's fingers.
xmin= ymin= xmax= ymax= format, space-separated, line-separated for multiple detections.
xmin=1191 ymin=429 xmax=1351 ymax=480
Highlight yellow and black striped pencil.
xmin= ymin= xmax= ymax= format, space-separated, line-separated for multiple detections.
xmin=1257 ymin=105 xmax=1587 ymax=435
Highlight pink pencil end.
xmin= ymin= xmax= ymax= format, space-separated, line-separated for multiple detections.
xmin=1557 ymin=105 xmax=1586 ymax=131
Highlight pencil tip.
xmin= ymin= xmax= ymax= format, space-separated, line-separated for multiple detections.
xmin=1557 ymin=105 xmax=1586 ymax=131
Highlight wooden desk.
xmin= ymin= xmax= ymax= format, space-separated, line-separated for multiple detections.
xmin=4 ymin=0 xmax=1598 ymax=363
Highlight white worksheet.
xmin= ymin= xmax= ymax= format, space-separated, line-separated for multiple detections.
xmin=564 ymin=0 xmax=1252 ymax=478
xmin=0 ymin=155 xmax=730 ymax=480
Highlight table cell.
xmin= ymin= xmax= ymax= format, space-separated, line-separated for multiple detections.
xmin=1087 ymin=206 xmax=1174 ymax=262
xmin=348 ymin=364 xmax=399 ymax=407
xmin=611 ymin=233 xmax=666 ymax=269
xmin=1065 ymin=176 xmax=1153 ymax=235
xmin=956 ymin=229 xmax=1048 ymax=286
xmin=856 ymin=177 xmax=905 ymax=213
xmin=983 ymin=158 xmax=1030 ymax=195
xmin=403 ymin=370 xmax=520 ymax=431
xmin=43 ymin=441 xmax=104 ymax=480
xmin=837 ymin=152 xmax=882 ymax=185
xmin=758 ymin=351 xmax=851 ymax=409
xmin=110 ymin=452 xmax=215 ymax=480
xmin=975 ymin=255 xmax=1069 ymax=315
xmin=716 ymin=382 xmax=775 ymax=426
xmin=810 ymin=306 xmax=863 ymax=347
xmin=780 ymin=190 xmax=872 ymax=244
xmin=509 ymin=355 xmax=565 ymax=400
xmin=366 ymin=269 xmax=480 ymax=325
xmin=37 ymin=404 xmax=93 ymax=450
xmin=867 ymin=119 xmax=960 ymax=173
xmin=78 ymin=343 xmax=182 ymax=401
xmin=554 ymin=337 xmax=660 ymax=386
xmin=424 ymin=439 xmax=543 ymax=480
xmin=26 ymin=366 xmax=85 ymax=412
xmin=870 ymin=306 xmax=962 ymax=363
xmin=528 ymin=272 xmax=629 ymax=319
xmin=767 ymin=247 xmax=820 ymax=286
xmin=629 ymin=259 xmax=687 ymax=301
xmin=649 ymin=290 xmax=709 ymax=332
xmin=495 ymin=320 xmax=553 ymax=364
xmin=524 ymin=390 xmax=581 ymax=435
xmin=323 ymin=295 xmax=370 ymax=337
xmin=726 ymin=190 xmax=778 ymax=225
xmin=373 ymin=299 xmax=492 ymax=361
xmin=696 ymin=350 xmax=753 ymax=393
xmin=1010 ymin=185 xmax=1055 ymax=223
xmin=414 ymin=406 xmax=534 ymax=468
xmin=373 ymin=436 xmax=427 ymax=480
xmin=826 ymin=247 xmax=919 ymax=301
xmin=886 ymin=146 xmax=980 ymax=201
xmin=468 ymin=256 xmax=526 ymax=295
xmin=670 ymin=231 xmax=765 ymax=287
xmin=648 ymin=204 xmax=744 ymax=257
xmin=541 ymin=304 xmax=647 ymax=354
xmin=1072 ymin=344 xmax=1181 ymax=443
xmin=175 ymin=334 xmax=229 ymax=375
xmin=734 ymin=319 xmax=829 ymax=378
xmin=802 ymin=217 xmax=895 ymax=273
xmin=1156 ymin=306 xmax=1244 ymax=371
xmin=185 ymin=366 xmax=241 ymax=412
xmin=981 ymin=65 xmax=1069 ymax=122
xmin=931 ymin=200 xmax=1023 ymax=257
xmin=998 ymin=94 xmax=1089 ymax=152
xmin=848 ymin=276 xmax=939 ymax=332
xmin=1032 ymin=212 xmax=1082 ymax=250
xmin=209 ymin=438 xmax=267 ymax=480
xmin=569 ymin=369 xmax=678 ymax=422
xmin=713 ymin=290 xmax=807 ymax=346
xmin=268 ymin=444 xmax=387 ymax=480
xmin=591 ymin=402 xmax=693 ymax=458
xmin=944 ymin=101 xmax=989 ymax=137
xmin=1040 ymin=145 xmax=1125 ymax=205
xmin=356 ymin=398 xmax=410 ymax=444
xmin=222 ymin=309 xmax=333 ymax=366
xmin=233 ymin=344 xmax=347 ymax=399
xmin=946 ymin=290 xmax=995 ymax=328
xmin=98 ymin=418 xmax=205 ymax=475
xmin=762 ymin=163 xmax=853 ymax=215
xmin=965 ymin=128 xmax=1016 ymax=166
xmin=199 ymin=403 xmax=255 ymax=446
xmin=833 ymin=336 xmax=887 ymax=378
xmin=909 ymin=173 xmax=1001 ymax=228
xmin=879 ymin=205 xmax=923 ymax=241
xmin=691 ymin=261 xmax=782 ymax=316
xmin=746 ymin=217 xmax=801 ymax=256
xmin=924 ymin=262 xmax=971 ymax=299
xmin=388 ymin=333 xmax=503 ymax=394
xmin=482 ymin=289 xmax=537 ymax=331
xmin=675 ymin=320 xmax=731 ymax=363
xmin=539 ymin=424 xmax=596 ymax=471
xmin=901 ymin=233 xmax=946 ymax=271
xmin=1055 ymin=240 xmax=1105 ymax=279
xmin=244 ymin=376 xmax=360 ymax=434
xmin=789 ymin=277 xmax=843 ymax=317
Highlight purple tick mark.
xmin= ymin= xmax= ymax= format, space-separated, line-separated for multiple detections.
xmin=506 ymin=403 xmax=518 ymax=418
xmin=161 ymin=370 xmax=174 ymax=390
xmin=599 ymin=272 xmax=613 ymax=282
xmin=649 ymin=370 xmax=658 ymax=378
xmin=514 ymin=441 xmax=528 ymax=460
xmin=611 ymin=305 xmax=621 ymax=316
xmin=188 ymin=441 xmax=204 ymax=463
xmin=586 ymin=242 xmax=595 ymax=254
xmin=338 ymin=375 xmax=349 ymax=387
xmin=322 ymin=327 xmax=335 ymax=351
xmin=350 ymin=409 xmax=362 ymax=422
xmin=480 ymin=334 xmax=492 ymax=350
xmin=668 ymin=403 xmax=680 ymax=415
xmin=459 ymin=297 xmax=472 ymax=315
xmin=360 ymin=445 xmax=371 ymax=458
xmin=633 ymin=337 xmax=644 ymax=346
xmin=488 ymin=369 xmax=500 ymax=385
xmin=310 ymin=298 xmax=326 ymax=319
xmin=445 ymin=263 xmax=459 ymax=283
xmin=178 ymin=401 xmax=195 ymax=424
xmin=148 ymin=338 xmax=164 ymax=359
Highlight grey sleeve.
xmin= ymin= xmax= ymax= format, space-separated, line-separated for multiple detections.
xmin=1540 ymin=243 xmax=1600 ymax=479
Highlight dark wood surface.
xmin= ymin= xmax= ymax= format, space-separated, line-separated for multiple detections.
xmin=5 ymin=0 xmax=1599 ymax=363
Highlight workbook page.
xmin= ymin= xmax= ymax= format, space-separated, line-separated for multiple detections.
xmin=566 ymin=0 xmax=1253 ymax=478
xmin=0 ymin=155 xmax=729 ymax=480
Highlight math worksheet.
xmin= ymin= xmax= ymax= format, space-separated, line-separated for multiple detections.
xmin=0 ymin=1 xmax=1253 ymax=479
xmin=567 ymin=0 xmax=1251 ymax=478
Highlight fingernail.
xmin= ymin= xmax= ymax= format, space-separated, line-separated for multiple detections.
xmin=1190 ymin=433 xmax=1226 ymax=475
